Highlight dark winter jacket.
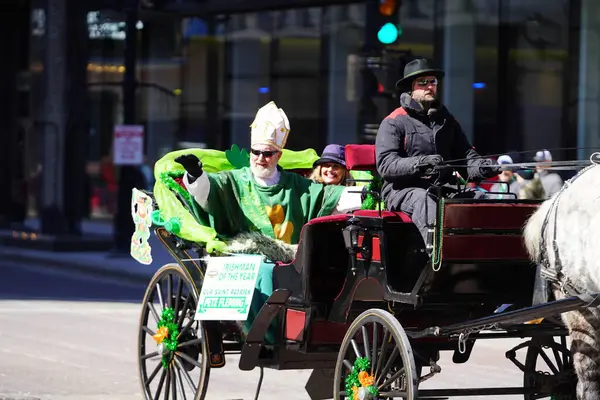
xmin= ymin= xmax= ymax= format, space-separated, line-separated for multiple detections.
xmin=375 ymin=93 xmax=496 ymax=204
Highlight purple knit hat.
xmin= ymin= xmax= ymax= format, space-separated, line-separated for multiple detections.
xmin=313 ymin=144 xmax=346 ymax=168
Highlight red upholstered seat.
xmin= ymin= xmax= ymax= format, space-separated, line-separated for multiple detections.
xmin=174 ymin=176 xmax=187 ymax=190
xmin=307 ymin=214 xmax=350 ymax=225
xmin=344 ymin=145 xmax=413 ymax=223
xmin=353 ymin=209 xmax=413 ymax=223
xmin=345 ymin=144 xmax=376 ymax=171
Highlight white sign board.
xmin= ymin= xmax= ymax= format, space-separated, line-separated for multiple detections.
xmin=113 ymin=125 xmax=144 ymax=165
xmin=195 ymin=255 xmax=262 ymax=321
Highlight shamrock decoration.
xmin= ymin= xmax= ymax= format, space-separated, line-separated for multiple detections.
xmin=225 ymin=144 xmax=250 ymax=169
xmin=345 ymin=357 xmax=379 ymax=399
xmin=153 ymin=307 xmax=180 ymax=369
xmin=361 ymin=175 xmax=384 ymax=211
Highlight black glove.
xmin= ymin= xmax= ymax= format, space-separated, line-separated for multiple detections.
xmin=175 ymin=154 xmax=203 ymax=180
xmin=360 ymin=185 xmax=368 ymax=203
xmin=473 ymin=158 xmax=501 ymax=179
xmin=415 ymin=155 xmax=444 ymax=175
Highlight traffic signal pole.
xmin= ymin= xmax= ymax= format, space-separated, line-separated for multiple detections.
xmin=357 ymin=0 xmax=409 ymax=143
xmin=357 ymin=0 xmax=390 ymax=143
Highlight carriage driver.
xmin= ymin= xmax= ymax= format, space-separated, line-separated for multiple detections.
xmin=173 ymin=101 xmax=363 ymax=342
xmin=375 ymin=58 xmax=501 ymax=245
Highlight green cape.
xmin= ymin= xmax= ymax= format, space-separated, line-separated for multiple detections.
xmin=151 ymin=146 xmax=324 ymax=253
xmin=150 ymin=145 xmax=379 ymax=253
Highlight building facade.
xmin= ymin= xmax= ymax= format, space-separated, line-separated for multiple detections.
xmin=2 ymin=0 xmax=600 ymax=245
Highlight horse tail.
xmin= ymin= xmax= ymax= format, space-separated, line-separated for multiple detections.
xmin=523 ymin=199 xmax=553 ymax=262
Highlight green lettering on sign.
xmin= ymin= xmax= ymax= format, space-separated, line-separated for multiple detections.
xmin=196 ymin=296 xmax=249 ymax=314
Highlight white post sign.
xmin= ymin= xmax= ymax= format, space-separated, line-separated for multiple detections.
xmin=195 ymin=255 xmax=262 ymax=321
xmin=113 ymin=124 xmax=144 ymax=165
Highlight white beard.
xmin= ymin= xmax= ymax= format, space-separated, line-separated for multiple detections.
xmin=251 ymin=164 xmax=277 ymax=180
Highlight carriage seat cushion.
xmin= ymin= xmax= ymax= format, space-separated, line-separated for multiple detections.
xmin=353 ymin=209 xmax=413 ymax=223
xmin=306 ymin=214 xmax=350 ymax=225
xmin=345 ymin=144 xmax=376 ymax=171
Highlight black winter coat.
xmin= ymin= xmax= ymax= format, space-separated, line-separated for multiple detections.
xmin=375 ymin=93 xmax=493 ymax=205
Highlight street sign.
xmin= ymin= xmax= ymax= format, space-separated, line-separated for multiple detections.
xmin=113 ymin=124 xmax=144 ymax=165
xmin=195 ymin=255 xmax=262 ymax=321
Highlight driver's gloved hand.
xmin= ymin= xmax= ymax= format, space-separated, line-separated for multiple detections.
xmin=477 ymin=158 xmax=501 ymax=179
xmin=175 ymin=154 xmax=203 ymax=182
xmin=415 ymin=155 xmax=444 ymax=175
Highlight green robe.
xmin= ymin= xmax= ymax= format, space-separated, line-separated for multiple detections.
xmin=200 ymin=166 xmax=345 ymax=245
xmin=196 ymin=167 xmax=345 ymax=344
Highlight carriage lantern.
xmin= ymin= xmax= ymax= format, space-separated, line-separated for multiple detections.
xmin=343 ymin=217 xmax=363 ymax=275
xmin=342 ymin=217 xmax=362 ymax=251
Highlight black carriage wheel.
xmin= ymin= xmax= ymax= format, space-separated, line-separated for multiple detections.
xmin=523 ymin=335 xmax=576 ymax=400
xmin=138 ymin=263 xmax=210 ymax=400
xmin=333 ymin=309 xmax=418 ymax=399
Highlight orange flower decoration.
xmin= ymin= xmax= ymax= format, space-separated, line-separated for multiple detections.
xmin=351 ymin=385 xmax=359 ymax=400
xmin=152 ymin=326 xmax=169 ymax=344
xmin=358 ymin=371 xmax=375 ymax=387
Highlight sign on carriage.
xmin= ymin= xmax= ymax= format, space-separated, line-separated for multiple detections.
xmin=195 ymin=255 xmax=262 ymax=321
xmin=113 ymin=124 xmax=144 ymax=165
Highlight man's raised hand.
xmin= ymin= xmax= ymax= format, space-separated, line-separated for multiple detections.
xmin=175 ymin=154 xmax=204 ymax=179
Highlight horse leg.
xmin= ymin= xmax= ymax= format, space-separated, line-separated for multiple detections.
xmin=555 ymin=288 xmax=600 ymax=399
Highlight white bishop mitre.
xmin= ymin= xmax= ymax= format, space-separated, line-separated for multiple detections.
xmin=250 ymin=101 xmax=290 ymax=149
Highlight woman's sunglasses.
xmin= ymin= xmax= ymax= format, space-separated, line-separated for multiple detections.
xmin=251 ymin=149 xmax=280 ymax=158
xmin=415 ymin=78 xmax=438 ymax=87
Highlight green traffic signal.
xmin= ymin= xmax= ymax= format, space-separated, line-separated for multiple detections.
xmin=377 ymin=22 xmax=402 ymax=44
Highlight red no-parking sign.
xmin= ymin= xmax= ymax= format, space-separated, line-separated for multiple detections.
xmin=113 ymin=125 xmax=144 ymax=166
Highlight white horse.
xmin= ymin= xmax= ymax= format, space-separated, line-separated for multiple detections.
xmin=524 ymin=159 xmax=600 ymax=399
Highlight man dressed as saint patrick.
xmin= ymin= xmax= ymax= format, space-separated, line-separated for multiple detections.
xmin=175 ymin=101 xmax=362 ymax=342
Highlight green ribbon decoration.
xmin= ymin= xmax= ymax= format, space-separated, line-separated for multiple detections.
xmin=151 ymin=210 xmax=181 ymax=234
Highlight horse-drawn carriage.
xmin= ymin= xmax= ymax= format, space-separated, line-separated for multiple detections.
xmin=134 ymin=144 xmax=593 ymax=399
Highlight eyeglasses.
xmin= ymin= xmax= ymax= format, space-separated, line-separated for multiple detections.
xmin=251 ymin=149 xmax=280 ymax=158
xmin=415 ymin=78 xmax=438 ymax=87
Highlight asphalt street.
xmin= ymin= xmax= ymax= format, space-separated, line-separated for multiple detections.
xmin=0 ymin=261 xmax=546 ymax=400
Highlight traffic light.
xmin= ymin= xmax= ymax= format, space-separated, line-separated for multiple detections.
xmin=376 ymin=0 xmax=402 ymax=45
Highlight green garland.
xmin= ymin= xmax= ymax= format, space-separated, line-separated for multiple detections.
xmin=159 ymin=171 xmax=193 ymax=208
xmin=152 ymin=171 xmax=202 ymax=235
xmin=360 ymin=176 xmax=384 ymax=211
xmin=345 ymin=357 xmax=379 ymax=398
xmin=155 ymin=307 xmax=180 ymax=369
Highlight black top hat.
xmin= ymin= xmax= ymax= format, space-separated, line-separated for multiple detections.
xmin=395 ymin=58 xmax=445 ymax=91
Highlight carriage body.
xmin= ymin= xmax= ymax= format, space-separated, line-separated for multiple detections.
xmin=137 ymin=144 xmax=581 ymax=399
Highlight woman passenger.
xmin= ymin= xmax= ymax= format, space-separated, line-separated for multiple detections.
xmin=309 ymin=144 xmax=352 ymax=186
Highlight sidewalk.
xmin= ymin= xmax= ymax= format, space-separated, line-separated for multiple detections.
xmin=0 ymin=218 xmax=176 ymax=284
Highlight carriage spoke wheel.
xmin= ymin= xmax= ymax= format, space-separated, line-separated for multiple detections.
xmin=138 ymin=263 xmax=210 ymax=400
xmin=334 ymin=309 xmax=418 ymax=399
xmin=523 ymin=335 xmax=576 ymax=400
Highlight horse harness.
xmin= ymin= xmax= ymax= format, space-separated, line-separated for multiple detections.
xmin=538 ymin=156 xmax=600 ymax=296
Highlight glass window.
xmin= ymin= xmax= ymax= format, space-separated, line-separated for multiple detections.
xmin=500 ymin=0 xmax=570 ymax=159
xmin=137 ymin=15 xmax=182 ymax=162
xmin=272 ymin=8 xmax=323 ymax=150
xmin=224 ymin=12 xmax=272 ymax=149
xmin=392 ymin=0 xmax=572 ymax=161
xmin=86 ymin=9 xmax=128 ymax=219
xmin=396 ymin=0 xmax=436 ymax=58
xmin=325 ymin=4 xmax=366 ymax=146
xmin=86 ymin=10 xmax=182 ymax=219
xmin=179 ymin=17 xmax=226 ymax=150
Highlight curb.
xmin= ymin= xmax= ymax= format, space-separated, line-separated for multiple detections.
xmin=0 ymin=250 xmax=156 ymax=286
